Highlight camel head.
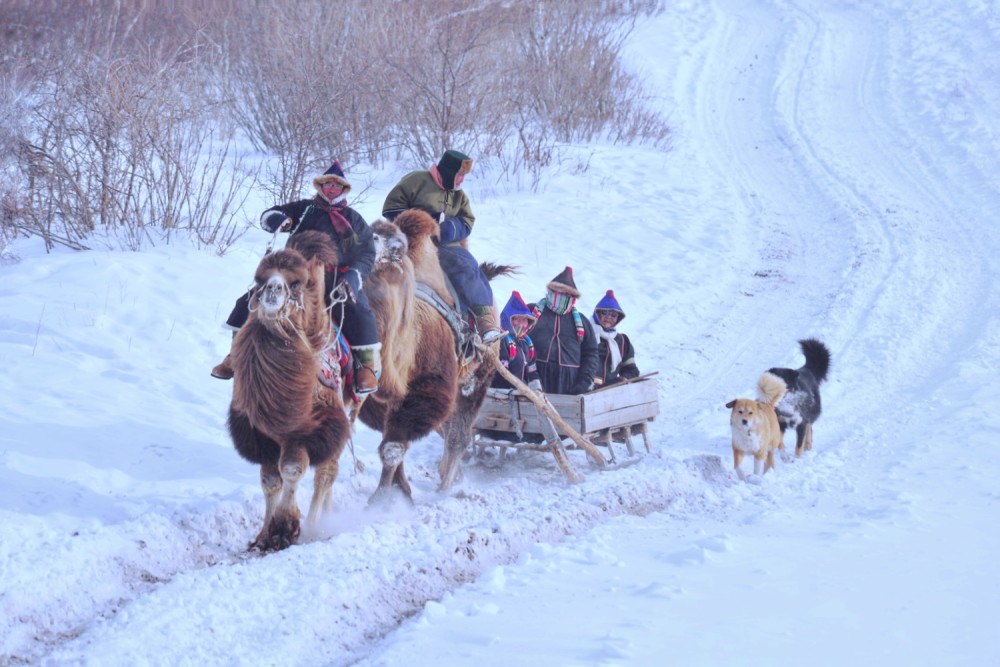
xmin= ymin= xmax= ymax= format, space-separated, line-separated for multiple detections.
xmin=248 ymin=249 xmax=311 ymax=322
xmin=371 ymin=219 xmax=408 ymax=271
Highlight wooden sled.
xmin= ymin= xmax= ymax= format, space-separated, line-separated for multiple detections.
xmin=474 ymin=373 xmax=659 ymax=467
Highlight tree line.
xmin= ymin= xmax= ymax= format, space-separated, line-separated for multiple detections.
xmin=0 ymin=0 xmax=669 ymax=254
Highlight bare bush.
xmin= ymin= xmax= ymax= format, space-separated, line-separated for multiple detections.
xmin=218 ymin=1 xmax=386 ymax=201
xmin=1 ymin=0 xmax=669 ymax=253
xmin=2 ymin=0 xmax=256 ymax=252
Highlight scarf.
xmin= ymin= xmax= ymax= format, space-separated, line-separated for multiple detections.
xmin=311 ymin=195 xmax=353 ymax=236
xmin=597 ymin=327 xmax=622 ymax=371
xmin=325 ymin=199 xmax=353 ymax=236
xmin=503 ymin=334 xmax=535 ymax=366
xmin=538 ymin=292 xmax=586 ymax=340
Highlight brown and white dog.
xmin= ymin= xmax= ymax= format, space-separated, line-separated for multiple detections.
xmin=726 ymin=372 xmax=787 ymax=480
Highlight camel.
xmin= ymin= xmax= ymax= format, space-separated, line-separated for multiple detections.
xmin=358 ymin=209 xmax=513 ymax=502
xmin=226 ymin=231 xmax=352 ymax=551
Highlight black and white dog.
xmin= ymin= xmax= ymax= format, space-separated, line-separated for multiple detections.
xmin=759 ymin=339 xmax=831 ymax=456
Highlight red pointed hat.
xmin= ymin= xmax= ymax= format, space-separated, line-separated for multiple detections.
xmin=547 ymin=266 xmax=580 ymax=298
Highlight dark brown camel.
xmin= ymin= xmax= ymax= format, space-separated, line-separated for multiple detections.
xmin=227 ymin=231 xmax=352 ymax=551
xmin=359 ymin=209 xmax=513 ymax=503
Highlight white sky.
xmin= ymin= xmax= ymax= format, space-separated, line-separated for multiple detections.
xmin=2 ymin=1 xmax=999 ymax=665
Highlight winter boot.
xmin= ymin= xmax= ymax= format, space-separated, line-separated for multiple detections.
xmin=473 ymin=304 xmax=503 ymax=344
xmin=352 ymin=343 xmax=382 ymax=396
xmin=210 ymin=331 xmax=237 ymax=380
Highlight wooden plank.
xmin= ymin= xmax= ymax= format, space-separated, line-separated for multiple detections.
xmin=584 ymin=403 xmax=658 ymax=432
xmin=475 ymin=376 xmax=659 ymax=436
xmin=581 ymin=380 xmax=658 ymax=418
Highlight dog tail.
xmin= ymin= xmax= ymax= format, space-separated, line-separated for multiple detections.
xmin=757 ymin=371 xmax=787 ymax=406
xmin=799 ymin=338 xmax=831 ymax=383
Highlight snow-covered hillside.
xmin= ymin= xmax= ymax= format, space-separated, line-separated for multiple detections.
xmin=2 ymin=1 xmax=998 ymax=665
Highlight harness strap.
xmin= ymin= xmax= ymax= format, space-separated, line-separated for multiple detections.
xmin=414 ymin=281 xmax=474 ymax=358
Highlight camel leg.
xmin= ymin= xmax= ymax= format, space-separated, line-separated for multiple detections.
xmin=393 ymin=460 xmax=413 ymax=500
xmin=250 ymin=462 xmax=282 ymax=550
xmin=306 ymin=457 xmax=340 ymax=534
xmin=370 ymin=439 xmax=410 ymax=505
xmin=302 ymin=403 xmax=351 ymax=534
xmin=438 ymin=362 xmax=494 ymax=492
xmin=439 ymin=425 xmax=474 ymax=492
xmin=255 ymin=445 xmax=308 ymax=551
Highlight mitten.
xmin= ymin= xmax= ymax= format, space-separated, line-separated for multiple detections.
xmin=261 ymin=210 xmax=288 ymax=233
xmin=343 ymin=269 xmax=362 ymax=303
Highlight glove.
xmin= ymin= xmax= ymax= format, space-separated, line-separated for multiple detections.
xmin=261 ymin=210 xmax=289 ymax=233
xmin=343 ymin=269 xmax=362 ymax=303
xmin=439 ymin=216 xmax=471 ymax=244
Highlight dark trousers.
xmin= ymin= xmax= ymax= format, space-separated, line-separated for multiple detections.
xmin=438 ymin=244 xmax=493 ymax=311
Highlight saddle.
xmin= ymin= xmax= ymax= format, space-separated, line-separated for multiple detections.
xmin=318 ymin=328 xmax=352 ymax=393
xmin=414 ymin=276 xmax=479 ymax=361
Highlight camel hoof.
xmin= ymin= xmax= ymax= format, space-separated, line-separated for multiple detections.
xmin=248 ymin=518 xmax=301 ymax=552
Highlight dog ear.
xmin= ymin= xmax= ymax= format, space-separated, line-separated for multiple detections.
xmin=725 ymin=400 xmax=736 ymax=409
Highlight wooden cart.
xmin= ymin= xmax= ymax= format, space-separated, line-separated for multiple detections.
xmin=474 ymin=373 xmax=659 ymax=464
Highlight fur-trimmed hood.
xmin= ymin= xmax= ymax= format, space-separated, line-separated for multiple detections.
xmin=547 ymin=266 xmax=580 ymax=298
xmin=313 ymin=161 xmax=352 ymax=198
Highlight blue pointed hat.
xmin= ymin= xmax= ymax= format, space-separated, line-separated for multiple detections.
xmin=593 ymin=289 xmax=625 ymax=323
xmin=500 ymin=291 xmax=536 ymax=332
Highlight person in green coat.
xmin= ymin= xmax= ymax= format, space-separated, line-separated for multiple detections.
xmin=382 ymin=149 xmax=501 ymax=342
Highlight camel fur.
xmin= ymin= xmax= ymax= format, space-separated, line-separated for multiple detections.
xmin=359 ymin=209 xmax=513 ymax=502
xmin=227 ymin=231 xmax=352 ymax=551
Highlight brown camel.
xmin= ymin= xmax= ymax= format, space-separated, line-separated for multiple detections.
xmin=227 ymin=231 xmax=352 ymax=551
xmin=358 ymin=209 xmax=513 ymax=503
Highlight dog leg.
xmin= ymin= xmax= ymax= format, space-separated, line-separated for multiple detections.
xmin=795 ymin=423 xmax=809 ymax=456
xmin=753 ymin=454 xmax=765 ymax=476
xmin=804 ymin=422 xmax=814 ymax=451
xmin=764 ymin=448 xmax=775 ymax=474
xmin=733 ymin=448 xmax=746 ymax=480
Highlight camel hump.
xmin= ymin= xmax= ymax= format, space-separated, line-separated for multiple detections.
xmin=392 ymin=209 xmax=439 ymax=244
xmin=286 ymin=230 xmax=340 ymax=266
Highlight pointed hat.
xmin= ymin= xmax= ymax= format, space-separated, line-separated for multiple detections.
xmin=547 ymin=266 xmax=580 ymax=298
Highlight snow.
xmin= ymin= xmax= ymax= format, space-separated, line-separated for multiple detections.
xmin=3 ymin=0 xmax=1000 ymax=665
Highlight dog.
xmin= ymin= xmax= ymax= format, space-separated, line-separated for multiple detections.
xmin=760 ymin=338 xmax=831 ymax=457
xmin=726 ymin=372 xmax=787 ymax=479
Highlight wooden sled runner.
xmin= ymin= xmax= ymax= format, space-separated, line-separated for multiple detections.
xmin=474 ymin=367 xmax=659 ymax=480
